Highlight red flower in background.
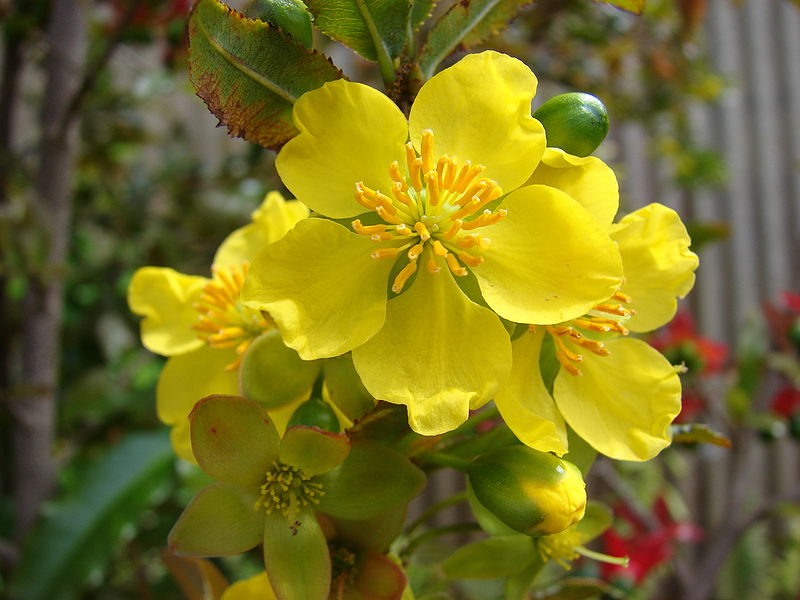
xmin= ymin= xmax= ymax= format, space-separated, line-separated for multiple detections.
xmin=602 ymin=497 xmax=702 ymax=584
xmin=771 ymin=385 xmax=800 ymax=419
xmin=650 ymin=311 xmax=728 ymax=376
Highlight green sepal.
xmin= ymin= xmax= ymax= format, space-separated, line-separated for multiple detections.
xmin=316 ymin=442 xmax=425 ymax=520
xmin=188 ymin=0 xmax=343 ymax=150
xmin=190 ymin=395 xmax=281 ymax=489
xmin=466 ymin=481 xmax=518 ymax=536
xmin=332 ymin=504 xmax=408 ymax=552
xmin=304 ymin=0 xmax=410 ymax=62
xmin=418 ymin=0 xmax=534 ymax=79
xmin=533 ymin=92 xmax=609 ymax=157
xmin=443 ymin=535 xmax=536 ymax=579
xmin=247 ymin=0 xmax=314 ymax=48
xmin=279 ymin=426 xmax=351 ymax=475
xmin=263 ymin=509 xmax=331 ymax=600
xmin=240 ymin=331 xmax=322 ymax=409
xmin=323 ymin=354 xmax=375 ymax=422
xmin=168 ymin=483 xmax=263 ymax=557
xmin=287 ymin=395 xmax=341 ymax=432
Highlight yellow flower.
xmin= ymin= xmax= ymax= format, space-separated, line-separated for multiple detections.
xmin=221 ymin=572 xmax=277 ymax=600
xmin=495 ymin=149 xmax=699 ymax=461
xmin=242 ymin=52 xmax=623 ymax=436
xmin=128 ymin=192 xmax=308 ymax=460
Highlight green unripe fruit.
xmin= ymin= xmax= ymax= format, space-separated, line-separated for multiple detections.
xmin=533 ymin=92 xmax=609 ymax=157
xmin=468 ymin=445 xmax=586 ymax=536
xmin=287 ymin=396 xmax=340 ymax=433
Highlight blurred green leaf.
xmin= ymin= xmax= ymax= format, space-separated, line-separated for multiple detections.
xmin=443 ymin=535 xmax=536 ymax=579
xmin=10 ymin=431 xmax=174 ymax=600
xmin=418 ymin=0 xmax=534 ymax=79
xmin=188 ymin=0 xmax=343 ymax=149
xmin=247 ymin=0 xmax=314 ymax=48
xmin=305 ymin=0 xmax=411 ymax=61
xmin=410 ymin=0 xmax=437 ymax=31
xmin=590 ymin=0 xmax=645 ymax=15
xmin=533 ymin=577 xmax=624 ymax=599
xmin=687 ymin=220 xmax=730 ymax=252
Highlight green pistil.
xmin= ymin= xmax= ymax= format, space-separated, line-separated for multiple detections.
xmin=254 ymin=461 xmax=324 ymax=519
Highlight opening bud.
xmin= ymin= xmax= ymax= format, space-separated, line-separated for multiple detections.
xmin=468 ymin=446 xmax=586 ymax=536
xmin=287 ymin=395 xmax=341 ymax=433
xmin=533 ymin=92 xmax=609 ymax=157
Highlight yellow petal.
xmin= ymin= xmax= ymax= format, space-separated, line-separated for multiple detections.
xmin=213 ymin=191 xmax=309 ymax=269
xmin=157 ymin=347 xmax=239 ymax=463
xmin=610 ymin=203 xmax=699 ymax=332
xmin=241 ymin=218 xmax=395 ymax=360
xmin=409 ymin=51 xmax=545 ymax=193
xmin=495 ymin=329 xmax=569 ymax=455
xmin=525 ymin=148 xmax=619 ymax=228
xmin=276 ymin=79 xmax=408 ymax=218
xmin=553 ymin=337 xmax=681 ymax=461
xmin=352 ymin=259 xmax=512 ymax=436
xmin=475 ymin=185 xmax=623 ymax=324
xmin=128 ymin=267 xmax=207 ymax=356
xmin=222 ymin=573 xmax=277 ymax=600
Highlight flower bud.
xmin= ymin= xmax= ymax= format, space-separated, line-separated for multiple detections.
xmin=468 ymin=446 xmax=586 ymax=536
xmin=533 ymin=92 xmax=609 ymax=157
xmin=287 ymin=396 xmax=340 ymax=433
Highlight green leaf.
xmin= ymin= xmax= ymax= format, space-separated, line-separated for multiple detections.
xmin=332 ymin=504 xmax=408 ymax=552
xmin=169 ymin=483 xmax=264 ymax=557
xmin=279 ymin=426 xmax=351 ymax=475
xmin=591 ymin=0 xmax=645 ymax=15
xmin=418 ymin=0 xmax=533 ymax=79
xmin=263 ymin=509 xmax=331 ymax=600
xmin=443 ymin=535 xmax=535 ymax=579
xmin=574 ymin=501 xmax=613 ymax=542
xmin=240 ymin=330 xmax=322 ymax=410
xmin=671 ymin=423 xmax=732 ymax=448
xmin=190 ymin=395 xmax=281 ymax=489
xmin=316 ymin=441 xmax=426 ymax=519
xmin=563 ymin=426 xmax=597 ymax=476
xmin=304 ymin=0 xmax=411 ymax=61
xmin=410 ymin=0 xmax=437 ymax=31
xmin=189 ymin=0 xmax=343 ymax=149
xmin=247 ymin=0 xmax=314 ymax=48
xmin=9 ymin=432 xmax=174 ymax=600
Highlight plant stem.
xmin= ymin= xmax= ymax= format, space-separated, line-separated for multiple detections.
xmin=405 ymin=491 xmax=468 ymax=535
xmin=420 ymin=452 xmax=473 ymax=472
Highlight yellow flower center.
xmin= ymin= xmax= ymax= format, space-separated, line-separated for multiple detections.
xmin=254 ymin=461 xmax=324 ymax=521
xmin=542 ymin=290 xmax=635 ymax=376
xmin=352 ymin=129 xmax=506 ymax=294
xmin=192 ymin=262 xmax=272 ymax=370
xmin=537 ymin=527 xmax=585 ymax=569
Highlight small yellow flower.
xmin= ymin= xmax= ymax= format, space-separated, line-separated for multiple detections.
xmin=242 ymin=52 xmax=623 ymax=436
xmin=495 ymin=149 xmax=699 ymax=461
xmin=128 ymin=192 xmax=307 ymax=460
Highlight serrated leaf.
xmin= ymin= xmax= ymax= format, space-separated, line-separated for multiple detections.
xmin=410 ymin=0 xmax=437 ymax=31
xmin=9 ymin=432 xmax=174 ymax=600
xmin=247 ymin=0 xmax=314 ymax=48
xmin=189 ymin=0 xmax=343 ymax=149
xmin=590 ymin=0 xmax=645 ymax=14
xmin=671 ymin=423 xmax=732 ymax=448
xmin=305 ymin=0 xmax=411 ymax=61
xmin=418 ymin=0 xmax=533 ymax=78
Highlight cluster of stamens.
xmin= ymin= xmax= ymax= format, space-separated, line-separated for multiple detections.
xmin=542 ymin=290 xmax=635 ymax=376
xmin=254 ymin=461 xmax=324 ymax=520
xmin=330 ymin=542 xmax=358 ymax=599
xmin=537 ymin=528 xmax=584 ymax=569
xmin=352 ymin=129 xmax=506 ymax=294
xmin=192 ymin=262 xmax=271 ymax=370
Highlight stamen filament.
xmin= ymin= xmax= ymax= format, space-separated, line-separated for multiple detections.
xmin=392 ymin=262 xmax=417 ymax=293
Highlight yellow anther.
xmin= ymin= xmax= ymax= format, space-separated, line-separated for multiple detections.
xmin=453 ymin=162 xmax=483 ymax=193
xmin=443 ymin=158 xmax=457 ymax=190
xmin=371 ymin=246 xmax=401 ymax=260
xmin=408 ymin=243 xmax=425 ymax=261
xmin=374 ymin=192 xmax=397 ymax=214
xmin=462 ymin=180 xmax=488 ymax=203
xmin=391 ymin=182 xmax=413 ymax=206
xmin=445 ymin=253 xmax=468 ymax=276
xmin=421 ymin=129 xmax=434 ymax=173
xmin=414 ymin=221 xmax=431 ymax=241
xmin=425 ymin=171 xmax=441 ymax=205
xmin=613 ymin=290 xmax=632 ymax=303
xmin=594 ymin=303 xmax=633 ymax=317
xmin=410 ymin=158 xmax=423 ymax=192
xmin=441 ymin=219 xmax=462 ymax=239
xmin=394 ymin=223 xmax=415 ymax=236
xmin=528 ymin=324 xmax=538 ymax=334
xmin=376 ymin=205 xmax=403 ymax=225
xmin=354 ymin=190 xmax=376 ymax=211
xmin=571 ymin=318 xmax=613 ymax=333
xmin=371 ymin=231 xmax=395 ymax=241
xmin=427 ymin=256 xmax=441 ymax=273
xmin=432 ymin=240 xmax=448 ymax=257
xmin=389 ymin=161 xmax=407 ymax=190
xmin=436 ymin=156 xmax=448 ymax=186
xmin=352 ymin=220 xmax=388 ymax=235
xmin=458 ymin=251 xmax=484 ymax=267
xmin=451 ymin=197 xmax=482 ymax=220
xmin=576 ymin=337 xmax=610 ymax=356
xmin=456 ymin=233 xmax=481 ymax=249
xmin=392 ymin=262 xmax=417 ymax=293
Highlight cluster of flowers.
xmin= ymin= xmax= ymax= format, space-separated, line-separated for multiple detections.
xmin=129 ymin=51 xmax=698 ymax=598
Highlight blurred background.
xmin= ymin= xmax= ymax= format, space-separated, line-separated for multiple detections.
xmin=1 ymin=0 xmax=798 ymax=598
